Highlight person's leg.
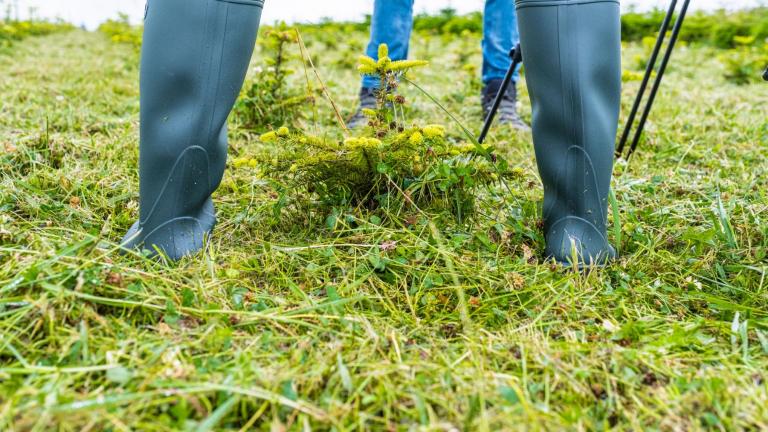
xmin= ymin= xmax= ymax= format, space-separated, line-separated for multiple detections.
xmin=350 ymin=0 xmax=415 ymax=128
xmin=481 ymin=0 xmax=528 ymax=130
xmin=362 ymin=0 xmax=415 ymax=89
xmin=515 ymin=0 xmax=621 ymax=267
xmin=122 ymin=0 xmax=263 ymax=260
xmin=482 ymin=0 xmax=519 ymax=85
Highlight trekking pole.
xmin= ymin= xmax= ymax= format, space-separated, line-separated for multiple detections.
xmin=616 ymin=0 xmax=678 ymax=157
xmin=625 ymin=0 xmax=691 ymax=158
xmin=621 ymin=0 xmax=691 ymax=159
xmin=478 ymin=43 xmax=523 ymax=144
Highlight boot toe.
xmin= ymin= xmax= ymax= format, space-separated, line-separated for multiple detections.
xmin=347 ymin=111 xmax=370 ymax=129
xmin=545 ymin=217 xmax=616 ymax=268
xmin=120 ymin=214 xmax=215 ymax=261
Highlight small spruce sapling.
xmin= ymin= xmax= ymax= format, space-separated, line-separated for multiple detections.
xmin=241 ymin=44 xmax=520 ymax=222
xmin=234 ymin=23 xmax=314 ymax=132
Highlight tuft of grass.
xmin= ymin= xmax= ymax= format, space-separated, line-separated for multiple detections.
xmin=1 ymin=19 xmax=768 ymax=431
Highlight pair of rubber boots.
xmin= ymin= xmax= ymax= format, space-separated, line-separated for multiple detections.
xmin=123 ymin=0 xmax=621 ymax=268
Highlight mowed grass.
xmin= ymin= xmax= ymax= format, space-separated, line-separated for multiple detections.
xmin=1 ymin=26 xmax=767 ymax=431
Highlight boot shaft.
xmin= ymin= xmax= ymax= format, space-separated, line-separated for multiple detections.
xmin=516 ymin=0 xmax=621 ymax=265
xmin=123 ymin=0 xmax=263 ymax=260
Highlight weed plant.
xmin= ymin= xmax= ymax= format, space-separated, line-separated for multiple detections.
xmin=0 ymin=18 xmax=73 ymax=49
xmin=234 ymin=24 xmax=315 ymax=132
xmin=720 ymin=36 xmax=768 ymax=85
xmin=97 ymin=14 xmax=141 ymax=51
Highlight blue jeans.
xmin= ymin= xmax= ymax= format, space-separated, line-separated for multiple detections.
xmin=361 ymin=0 xmax=521 ymax=89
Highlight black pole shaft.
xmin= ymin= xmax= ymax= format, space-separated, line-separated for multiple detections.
xmin=479 ymin=44 xmax=522 ymax=144
xmin=627 ymin=0 xmax=690 ymax=158
xmin=616 ymin=0 xmax=678 ymax=156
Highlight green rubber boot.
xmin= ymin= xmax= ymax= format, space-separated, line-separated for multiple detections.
xmin=122 ymin=0 xmax=263 ymax=260
xmin=515 ymin=0 xmax=621 ymax=267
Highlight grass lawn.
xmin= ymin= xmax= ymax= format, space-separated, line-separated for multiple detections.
xmin=1 ymin=25 xmax=767 ymax=430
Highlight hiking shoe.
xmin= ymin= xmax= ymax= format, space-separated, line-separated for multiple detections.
xmin=348 ymin=87 xmax=378 ymax=129
xmin=482 ymin=79 xmax=530 ymax=132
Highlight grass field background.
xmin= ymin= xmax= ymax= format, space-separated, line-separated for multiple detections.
xmin=1 ymin=14 xmax=768 ymax=431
